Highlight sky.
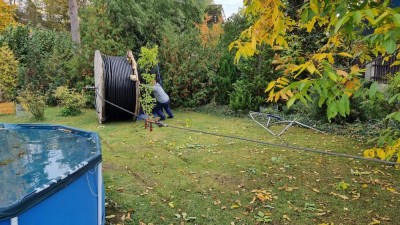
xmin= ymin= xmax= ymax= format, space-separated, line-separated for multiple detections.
xmin=214 ymin=0 xmax=243 ymax=19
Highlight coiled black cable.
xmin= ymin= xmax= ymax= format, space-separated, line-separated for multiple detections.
xmin=102 ymin=55 xmax=138 ymax=121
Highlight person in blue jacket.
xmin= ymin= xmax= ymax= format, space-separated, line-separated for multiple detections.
xmin=152 ymin=79 xmax=173 ymax=120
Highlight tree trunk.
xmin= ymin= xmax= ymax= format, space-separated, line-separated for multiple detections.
xmin=68 ymin=0 xmax=81 ymax=46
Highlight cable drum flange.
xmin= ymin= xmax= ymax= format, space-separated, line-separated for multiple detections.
xmin=94 ymin=50 xmax=139 ymax=122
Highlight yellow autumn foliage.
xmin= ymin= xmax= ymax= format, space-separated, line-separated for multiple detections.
xmin=0 ymin=45 xmax=19 ymax=101
xmin=0 ymin=1 xmax=17 ymax=32
xmin=363 ymin=139 xmax=400 ymax=163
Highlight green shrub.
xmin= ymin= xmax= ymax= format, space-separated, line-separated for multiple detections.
xmin=53 ymin=86 xmax=86 ymax=116
xmin=160 ymin=27 xmax=221 ymax=107
xmin=229 ymin=80 xmax=268 ymax=112
xmin=0 ymin=45 xmax=18 ymax=102
xmin=0 ymin=25 xmax=82 ymax=103
xmin=229 ymin=80 xmax=255 ymax=111
xmin=17 ymin=89 xmax=46 ymax=120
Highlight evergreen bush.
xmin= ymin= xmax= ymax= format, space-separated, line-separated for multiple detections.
xmin=0 ymin=45 xmax=18 ymax=102
xmin=53 ymin=86 xmax=86 ymax=116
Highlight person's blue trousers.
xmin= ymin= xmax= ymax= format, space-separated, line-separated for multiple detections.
xmin=154 ymin=100 xmax=173 ymax=120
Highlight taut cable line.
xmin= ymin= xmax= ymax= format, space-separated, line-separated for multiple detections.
xmin=86 ymin=88 xmax=400 ymax=166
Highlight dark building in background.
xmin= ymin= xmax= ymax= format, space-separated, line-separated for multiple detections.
xmin=205 ymin=4 xmax=225 ymax=25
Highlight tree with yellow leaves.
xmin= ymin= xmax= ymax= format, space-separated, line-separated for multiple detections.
xmin=231 ymin=0 xmax=400 ymax=163
xmin=0 ymin=1 xmax=17 ymax=32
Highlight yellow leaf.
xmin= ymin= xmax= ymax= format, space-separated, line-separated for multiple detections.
xmin=281 ymin=77 xmax=289 ymax=83
xmin=286 ymin=90 xmax=294 ymax=97
xmin=266 ymin=81 xmax=276 ymax=92
xmin=305 ymin=17 xmax=317 ymax=32
xmin=168 ymin=202 xmax=175 ymax=208
xmin=274 ymin=91 xmax=281 ymax=102
xmin=386 ymin=187 xmax=399 ymax=194
xmin=369 ymin=218 xmax=380 ymax=225
xmin=312 ymin=188 xmax=320 ymax=193
xmin=344 ymin=78 xmax=361 ymax=96
xmin=338 ymin=52 xmax=353 ymax=58
xmin=362 ymin=184 xmax=368 ymax=188
xmin=390 ymin=61 xmax=400 ymax=67
xmin=335 ymin=181 xmax=349 ymax=190
xmin=283 ymin=214 xmax=291 ymax=221
xmin=280 ymin=91 xmax=288 ymax=100
xmin=327 ymin=53 xmax=335 ymax=64
xmin=376 ymin=149 xmax=386 ymax=160
xmin=231 ymin=204 xmax=240 ymax=209
xmin=313 ymin=53 xmax=328 ymax=61
xmin=337 ymin=70 xmax=349 ymax=78
xmin=307 ymin=63 xmax=317 ymax=74
xmin=310 ymin=0 xmax=319 ymax=14
xmin=350 ymin=65 xmax=360 ymax=74
xmin=276 ymin=35 xmax=285 ymax=45
xmin=363 ymin=149 xmax=375 ymax=158
xmin=272 ymin=60 xmax=282 ymax=65
xmin=277 ymin=77 xmax=288 ymax=85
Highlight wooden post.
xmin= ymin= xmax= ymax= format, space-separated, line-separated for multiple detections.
xmin=94 ymin=50 xmax=105 ymax=123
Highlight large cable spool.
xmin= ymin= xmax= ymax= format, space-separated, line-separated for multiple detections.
xmin=94 ymin=50 xmax=140 ymax=123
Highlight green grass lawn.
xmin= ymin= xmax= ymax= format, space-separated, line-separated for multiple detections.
xmin=1 ymin=107 xmax=399 ymax=225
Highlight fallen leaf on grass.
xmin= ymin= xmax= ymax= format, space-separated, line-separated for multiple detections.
xmin=251 ymin=189 xmax=273 ymax=203
xmin=386 ymin=187 xmax=399 ymax=194
xmin=330 ymin=192 xmax=349 ymax=200
xmin=213 ymin=200 xmax=221 ymax=205
xmin=231 ymin=204 xmax=240 ymax=209
xmin=105 ymin=215 xmax=116 ymax=219
xmin=278 ymin=185 xmax=298 ymax=192
xmin=368 ymin=218 xmax=380 ymax=225
xmin=375 ymin=214 xmax=391 ymax=222
xmin=312 ymin=188 xmax=320 ymax=193
xmin=315 ymin=212 xmax=327 ymax=216
xmin=351 ymin=169 xmax=371 ymax=176
xmin=283 ymin=214 xmax=291 ymax=221
xmin=350 ymin=192 xmax=361 ymax=200
xmin=335 ymin=181 xmax=349 ymax=190
xmin=169 ymin=202 xmax=175 ymax=208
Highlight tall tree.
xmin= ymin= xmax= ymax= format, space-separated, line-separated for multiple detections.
xmin=231 ymin=0 xmax=400 ymax=162
xmin=42 ymin=0 xmax=69 ymax=31
xmin=68 ymin=0 xmax=80 ymax=46
xmin=15 ymin=0 xmax=43 ymax=27
xmin=0 ymin=0 xmax=17 ymax=32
